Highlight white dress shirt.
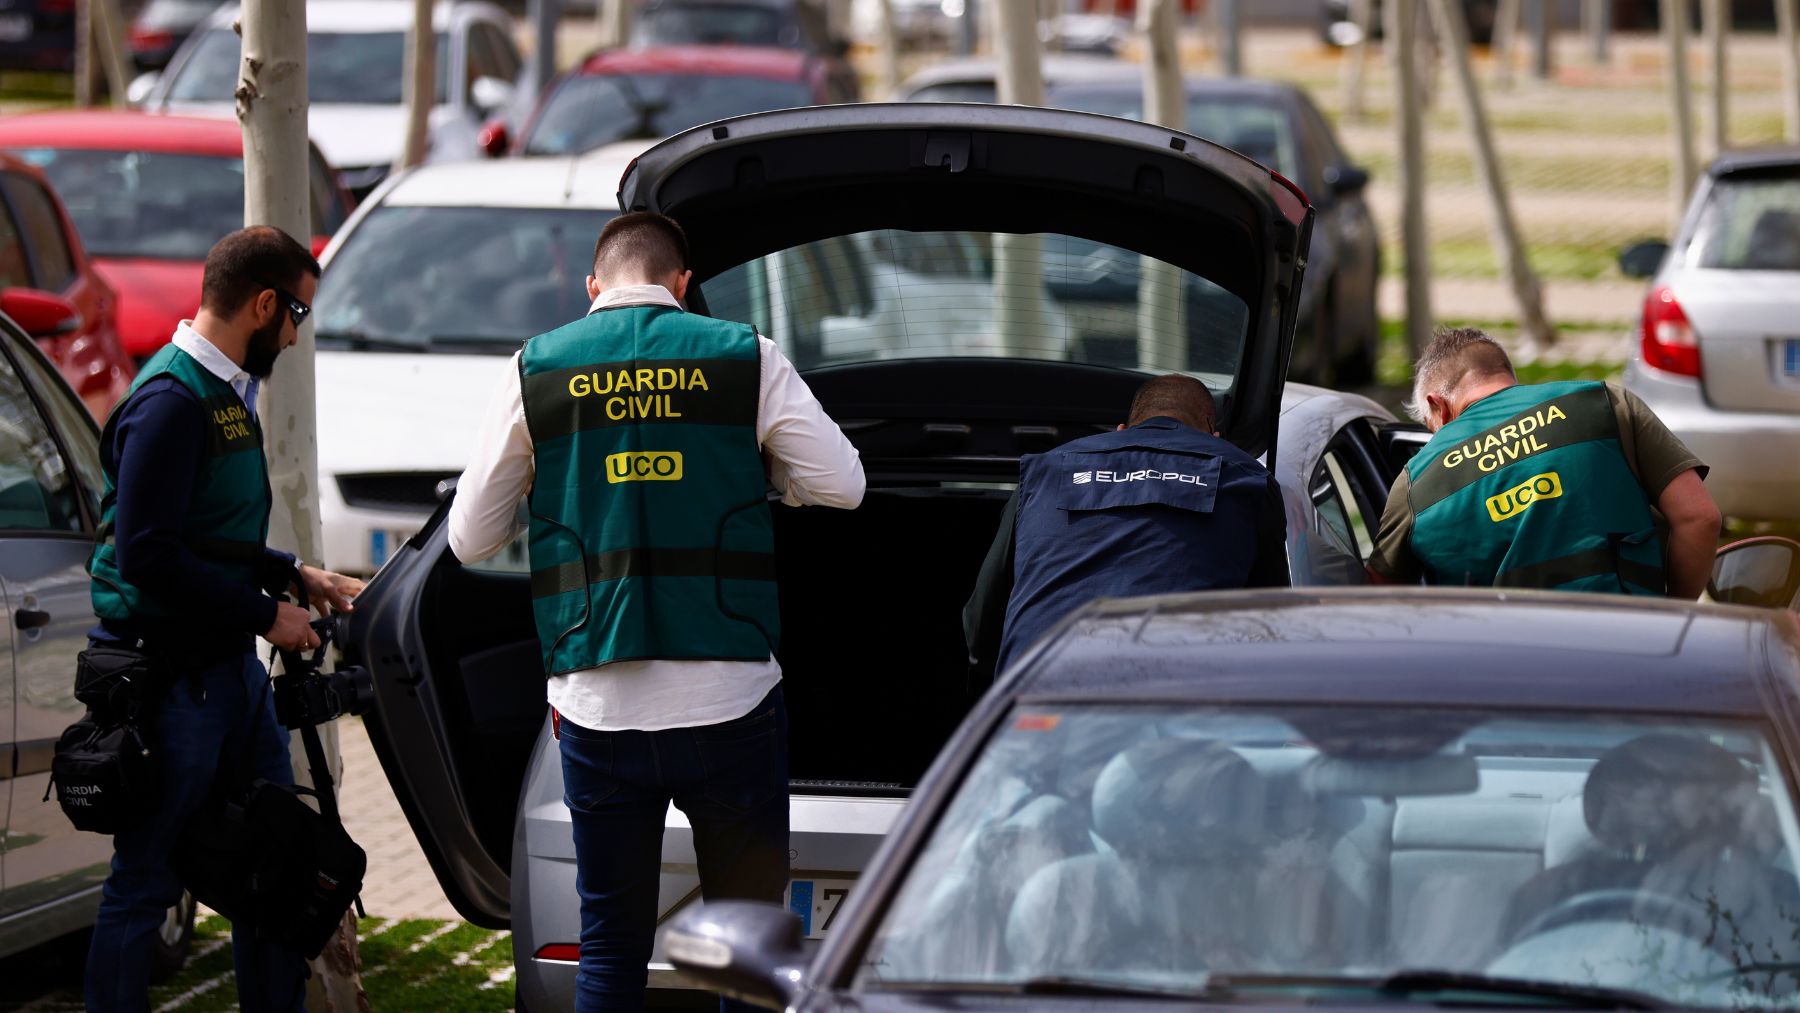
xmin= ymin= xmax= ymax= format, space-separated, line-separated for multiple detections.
xmin=172 ymin=321 xmax=257 ymax=410
xmin=449 ymin=284 xmax=865 ymax=731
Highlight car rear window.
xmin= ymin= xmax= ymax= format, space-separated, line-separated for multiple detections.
xmin=168 ymin=28 xmax=449 ymax=106
xmin=523 ymin=72 xmax=815 ymax=156
xmin=859 ymin=704 xmax=1800 ymax=1010
xmin=1689 ymin=167 xmax=1800 ymax=271
xmin=1049 ymin=87 xmax=1299 ymax=178
xmin=16 ymin=148 xmax=243 ymax=261
xmin=631 ymin=3 xmax=791 ymax=47
xmin=314 ymin=204 xmax=615 ymax=352
xmin=698 ymin=229 xmax=1249 ymax=388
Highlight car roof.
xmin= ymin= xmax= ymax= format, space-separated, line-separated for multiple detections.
xmin=204 ymin=0 xmax=486 ymax=32
xmin=1015 ymin=587 xmax=1799 ymax=719
xmin=900 ymin=54 xmax=1136 ymax=92
xmin=375 ymin=143 xmax=644 ymax=210
xmin=576 ymin=44 xmax=810 ymax=79
xmin=0 ymin=110 xmax=246 ymax=156
xmin=1708 ymin=146 xmax=1800 ymax=175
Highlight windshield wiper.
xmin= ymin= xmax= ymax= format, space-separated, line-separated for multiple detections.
xmin=1202 ymin=971 xmax=1671 ymax=1009
xmin=314 ymin=329 xmax=425 ymax=353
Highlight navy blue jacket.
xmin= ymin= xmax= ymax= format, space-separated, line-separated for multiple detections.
xmin=985 ymin=417 xmax=1289 ymax=671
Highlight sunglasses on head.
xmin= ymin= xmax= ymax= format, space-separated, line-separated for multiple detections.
xmin=260 ymin=283 xmax=311 ymax=328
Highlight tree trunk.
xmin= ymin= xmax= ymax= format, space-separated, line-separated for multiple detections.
xmin=1216 ymin=0 xmax=1241 ymax=76
xmin=875 ymin=0 xmax=900 ymax=98
xmin=1341 ymin=0 xmax=1374 ymax=122
xmin=1391 ymin=0 xmax=1434 ymax=357
xmin=531 ymin=0 xmax=560 ymax=97
xmin=1662 ymin=0 xmax=1697 ymax=229
xmin=1704 ymin=0 xmax=1727 ymax=155
xmin=1138 ymin=0 xmax=1186 ymax=372
xmin=599 ymin=0 xmax=630 ymax=48
xmin=1781 ymin=0 xmax=1800 ymax=143
xmin=237 ymin=1 xmax=366 ymax=1006
xmin=1584 ymin=0 xmax=1608 ymax=63
xmin=991 ymin=0 xmax=1047 ymax=358
xmin=1492 ymin=0 xmax=1522 ymax=88
xmin=399 ymin=0 xmax=434 ymax=170
xmin=76 ymin=0 xmax=131 ymax=106
xmin=1429 ymin=0 xmax=1555 ymax=349
xmin=1529 ymin=0 xmax=1553 ymax=80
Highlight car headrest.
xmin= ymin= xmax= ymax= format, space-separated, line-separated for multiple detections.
xmin=1583 ymin=734 xmax=1758 ymax=857
xmin=1091 ymin=737 xmax=1266 ymax=860
xmin=1744 ymin=210 xmax=1800 ymax=271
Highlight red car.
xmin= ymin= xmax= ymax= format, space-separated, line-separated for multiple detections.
xmin=0 ymin=148 xmax=131 ymax=419
xmin=492 ymin=45 xmax=850 ymax=158
xmin=0 ymin=110 xmax=353 ymax=367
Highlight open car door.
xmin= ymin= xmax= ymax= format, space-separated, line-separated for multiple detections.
xmin=344 ymin=104 xmax=1315 ymax=927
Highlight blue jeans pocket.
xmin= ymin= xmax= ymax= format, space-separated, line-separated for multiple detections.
xmin=693 ymin=699 xmax=784 ymax=815
xmin=560 ymin=728 xmax=620 ymax=812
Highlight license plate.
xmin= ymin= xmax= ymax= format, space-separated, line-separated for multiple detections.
xmin=785 ymin=878 xmax=853 ymax=939
xmin=369 ymin=529 xmax=412 ymax=567
xmin=1784 ymin=339 xmax=1800 ymax=379
xmin=0 ymin=14 xmax=31 ymax=41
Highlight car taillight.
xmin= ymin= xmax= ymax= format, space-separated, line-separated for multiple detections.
xmin=1640 ymin=285 xmax=1702 ymax=378
xmin=39 ymin=0 xmax=74 ymax=13
xmin=129 ymin=26 xmax=173 ymax=51
xmin=535 ymin=943 xmax=580 ymax=962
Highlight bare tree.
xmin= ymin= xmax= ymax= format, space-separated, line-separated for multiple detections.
xmin=991 ymin=0 xmax=1049 ymax=357
xmin=1492 ymin=0 xmax=1523 ymax=88
xmin=1662 ymin=0 xmax=1698 ymax=229
xmin=1583 ymin=0 xmax=1609 ymax=64
xmin=399 ymin=0 xmax=435 ymax=170
xmin=599 ymin=0 xmax=631 ymax=48
xmin=1341 ymin=0 xmax=1375 ymax=121
xmin=1217 ymin=0 xmax=1241 ymax=76
xmin=1138 ymin=0 xmax=1186 ymax=372
xmin=1390 ymin=0 xmax=1433 ymax=356
xmin=875 ymin=0 xmax=901 ymax=98
xmin=1705 ymin=0 xmax=1728 ymax=155
xmin=238 ymin=0 xmax=366 ymax=1005
xmin=1781 ymin=0 xmax=1800 ymax=143
xmin=1428 ymin=0 xmax=1555 ymax=348
xmin=75 ymin=0 xmax=132 ymax=107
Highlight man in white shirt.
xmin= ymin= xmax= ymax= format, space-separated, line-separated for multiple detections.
xmin=451 ymin=212 xmax=864 ymax=1011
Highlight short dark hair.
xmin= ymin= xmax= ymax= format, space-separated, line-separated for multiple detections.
xmin=200 ymin=226 xmax=320 ymax=318
xmin=1128 ymin=374 xmax=1218 ymax=430
xmin=1407 ymin=326 xmax=1517 ymax=422
xmin=592 ymin=212 xmax=688 ymax=282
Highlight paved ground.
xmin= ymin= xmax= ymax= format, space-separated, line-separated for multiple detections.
xmin=335 ymin=717 xmax=463 ymax=922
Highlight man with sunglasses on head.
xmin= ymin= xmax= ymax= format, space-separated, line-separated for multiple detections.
xmin=84 ymin=226 xmax=363 ymax=1013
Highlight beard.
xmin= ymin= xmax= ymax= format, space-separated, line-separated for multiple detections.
xmin=243 ymin=313 xmax=285 ymax=379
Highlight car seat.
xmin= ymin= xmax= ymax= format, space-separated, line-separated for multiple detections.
xmin=1741 ymin=210 xmax=1800 ymax=272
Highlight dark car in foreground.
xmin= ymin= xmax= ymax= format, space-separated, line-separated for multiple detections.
xmin=666 ymin=586 xmax=1800 ymax=1011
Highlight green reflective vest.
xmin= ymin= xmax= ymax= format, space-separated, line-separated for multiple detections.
xmin=89 ymin=343 xmax=271 ymax=622
xmin=518 ymin=304 xmax=779 ymax=675
xmin=1406 ymin=380 xmax=1665 ymax=595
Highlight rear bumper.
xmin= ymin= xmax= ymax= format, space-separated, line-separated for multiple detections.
xmin=1625 ymin=359 xmax=1800 ymax=521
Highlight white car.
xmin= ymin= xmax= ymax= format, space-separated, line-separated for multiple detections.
xmin=137 ymin=0 xmax=524 ymax=196
xmin=308 ymin=144 xmax=643 ymax=576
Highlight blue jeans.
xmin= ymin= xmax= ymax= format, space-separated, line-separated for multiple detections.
xmin=86 ymin=651 xmax=307 ymax=1013
xmin=560 ymin=684 xmax=790 ymax=1012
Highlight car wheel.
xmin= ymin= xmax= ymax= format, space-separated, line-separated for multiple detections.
xmin=148 ymin=891 xmax=196 ymax=983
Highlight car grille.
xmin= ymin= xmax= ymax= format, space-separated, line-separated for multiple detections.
xmin=336 ymin=472 xmax=457 ymax=513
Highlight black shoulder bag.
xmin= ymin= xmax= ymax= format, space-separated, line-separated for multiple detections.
xmin=46 ymin=644 xmax=173 ymax=834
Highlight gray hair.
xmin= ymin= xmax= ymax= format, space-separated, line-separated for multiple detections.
xmin=1403 ymin=327 xmax=1516 ymax=423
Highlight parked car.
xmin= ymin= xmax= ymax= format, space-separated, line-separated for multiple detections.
xmin=137 ymin=0 xmax=524 ymax=198
xmin=1320 ymin=0 xmax=1499 ymax=46
xmin=1619 ymin=147 xmax=1800 ymax=522
xmin=0 ymin=300 xmax=194 ymax=977
xmin=0 ymin=149 xmax=132 ymax=419
xmin=0 ymin=0 xmax=74 ymax=72
xmin=337 ymin=104 xmax=1432 ymax=1009
xmin=308 ymin=144 xmax=642 ymax=576
xmin=630 ymin=0 xmax=859 ymax=99
xmin=126 ymin=0 xmax=220 ymax=70
xmin=898 ymin=59 xmax=1382 ymax=386
xmin=662 ymin=584 xmax=1800 ymax=1010
xmin=500 ymin=46 xmax=854 ymax=158
xmin=0 ymin=110 xmax=352 ymax=363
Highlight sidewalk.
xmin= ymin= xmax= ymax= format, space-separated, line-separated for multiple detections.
xmin=337 ymin=717 xmax=463 ymax=922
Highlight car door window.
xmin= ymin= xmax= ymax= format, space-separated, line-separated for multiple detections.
xmin=1312 ymin=449 xmax=1373 ymax=560
xmin=0 ymin=342 xmax=84 ymax=532
xmin=462 ymin=24 xmax=498 ymax=100
xmin=307 ymin=146 xmax=347 ymax=238
xmin=0 ymin=199 xmax=30 ymax=289
xmin=10 ymin=334 xmax=102 ymax=523
xmin=1 ymin=173 xmax=75 ymax=292
xmin=476 ymin=23 xmax=519 ymax=82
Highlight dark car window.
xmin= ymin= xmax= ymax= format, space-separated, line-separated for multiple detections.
xmin=17 ymin=148 xmax=243 ymax=261
xmin=314 ymin=204 xmax=615 ymax=351
xmin=307 ymin=146 xmax=348 ymax=236
xmin=8 ymin=330 xmax=101 ymax=521
xmin=0 ymin=340 xmax=84 ymax=531
xmin=472 ymin=23 xmax=519 ymax=83
xmin=858 ymin=704 xmax=1800 ymax=1010
xmin=1 ymin=173 xmax=75 ymax=291
xmin=632 ymin=2 xmax=795 ymax=48
xmin=523 ymin=72 xmax=814 ymax=155
xmin=169 ymin=28 xmax=451 ymax=105
xmin=1311 ymin=447 xmax=1373 ymax=562
xmin=1047 ymin=87 xmax=1299 ymax=179
xmin=0 ymin=197 xmax=31 ymax=288
xmin=1689 ymin=168 xmax=1800 ymax=271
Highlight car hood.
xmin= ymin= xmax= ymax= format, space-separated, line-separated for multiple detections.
xmin=92 ymin=257 xmax=202 ymax=358
xmin=315 ymin=349 xmax=514 ymax=477
xmin=619 ymin=103 xmax=1312 ymax=461
xmin=159 ymin=101 xmax=408 ymax=169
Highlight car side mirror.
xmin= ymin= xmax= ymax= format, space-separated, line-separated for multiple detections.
xmin=1708 ymin=537 xmax=1800 ymax=611
xmin=471 ymin=75 xmax=515 ymax=115
xmin=126 ymin=70 xmax=159 ymax=106
xmin=477 ymin=118 xmax=509 ymax=159
xmin=1 ymin=288 xmax=82 ymax=339
xmin=660 ymin=901 xmax=806 ymax=1010
xmin=1618 ymin=239 xmax=1669 ymax=279
xmin=1324 ymin=163 xmax=1370 ymax=196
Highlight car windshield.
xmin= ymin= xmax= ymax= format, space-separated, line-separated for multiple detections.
xmin=136 ymin=0 xmax=220 ymax=29
xmin=1690 ymin=167 xmax=1800 ymax=271
xmin=698 ymin=229 xmax=1249 ymax=387
xmin=522 ymin=72 xmax=814 ymax=155
xmin=632 ymin=4 xmax=791 ymax=47
xmin=314 ymin=205 xmax=614 ymax=351
xmin=859 ymin=705 xmax=1800 ymax=1009
xmin=16 ymin=148 xmax=243 ymax=260
xmin=167 ymin=28 xmax=449 ymax=105
xmin=1049 ymin=88 xmax=1298 ymax=177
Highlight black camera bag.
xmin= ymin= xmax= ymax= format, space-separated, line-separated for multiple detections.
xmin=47 ymin=645 xmax=173 ymax=833
xmin=172 ymin=775 xmax=366 ymax=960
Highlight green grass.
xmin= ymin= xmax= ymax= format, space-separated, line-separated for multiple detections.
xmin=1384 ymin=239 xmax=1626 ymax=281
xmin=1375 ymin=317 xmax=1626 ymax=389
xmin=1359 ymin=148 xmax=1671 ymax=194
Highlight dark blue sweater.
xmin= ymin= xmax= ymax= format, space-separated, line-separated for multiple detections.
xmin=90 ymin=376 xmax=293 ymax=655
